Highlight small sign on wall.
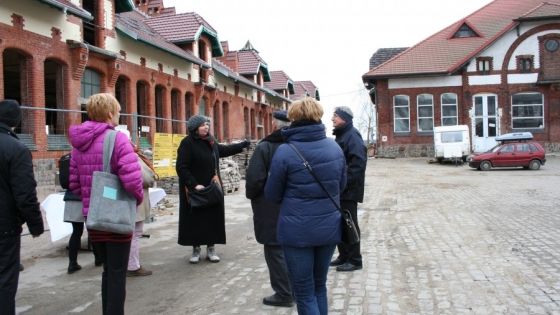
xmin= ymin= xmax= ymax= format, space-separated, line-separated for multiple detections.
xmin=382 ymin=136 xmax=387 ymax=142
xmin=141 ymin=126 xmax=150 ymax=132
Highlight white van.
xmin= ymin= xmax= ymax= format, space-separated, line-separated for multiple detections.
xmin=433 ymin=125 xmax=470 ymax=163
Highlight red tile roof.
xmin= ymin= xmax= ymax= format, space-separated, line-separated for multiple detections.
xmin=291 ymin=81 xmax=320 ymax=101
xmin=369 ymin=48 xmax=409 ymax=70
xmin=144 ymin=12 xmax=217 ymax=43
xmin=237 ymin=50 xmax=267 ymax=75
xmin=265 ymin=71 xmax=293 ymax=91
xmin=363 ymin=0 xmax=554 ymax=79
xmin=518 ymin=2 xmax=560 ymax=20
xmin=212 ymin=59 xmax=291 ymax=103
xmin=116 ymin=10 xmax=207 ymax=66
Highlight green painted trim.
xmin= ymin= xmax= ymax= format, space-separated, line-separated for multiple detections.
xmin=194 ymin=26 xmax=224 ymax=57
xmin=288 ymin=82 xmax=295 ymax=94
xmin=259 ymin=63 xmax=271 ymax=81
xmin=115 ymin=0 xmax=135 ymax=13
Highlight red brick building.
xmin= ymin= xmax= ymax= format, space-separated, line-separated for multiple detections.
xmin=0 ymin=0 xmax=319 ymax=174
xmin=363 ymin=0 xmax=560 ymax=158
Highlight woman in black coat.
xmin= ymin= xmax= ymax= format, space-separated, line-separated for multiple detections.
xmin=176 ymin=115 xmax=249 ymax=263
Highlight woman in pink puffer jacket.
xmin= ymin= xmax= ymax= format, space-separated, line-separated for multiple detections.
xmin=69 ymin=93 xmax=143 ymax=315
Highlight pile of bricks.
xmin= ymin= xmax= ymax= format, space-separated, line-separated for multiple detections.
xmin=218 ymin=159 xmax=240 ymax=195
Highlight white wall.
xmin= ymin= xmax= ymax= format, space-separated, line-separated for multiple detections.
xmin=509 ymin=29 xmax=560 ymax=69
xmin=468 ymin=75 xmax=501 ymax=85
xmin=466 ymin=20 xmax=560 ymax=72
xmin=0 ymin=0 xmax=81 ymax=42
xmin=388 ymin=76 xmax=462 ymax=89
xmin=507 ymin=73 xmax=539 ymax=84
xmin=106 ymin=35 xmax=197 ymax=81
xmin=212 ymin=73 xmax=235 ymax=95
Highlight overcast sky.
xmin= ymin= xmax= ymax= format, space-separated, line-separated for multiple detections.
xmin=164 ymin=0 xmax=494 ymax=131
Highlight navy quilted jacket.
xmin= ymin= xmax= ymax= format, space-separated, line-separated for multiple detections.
xmin=264 ymin=122 xmax=347 ymax=247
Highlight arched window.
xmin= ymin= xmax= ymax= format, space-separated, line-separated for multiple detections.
xmin=441 ymin=93 xmax=458 ymax=126
xmin=417 ymin=94 xmax=433 ymax=132
xmin=393 ymin=95 xmax=410 ymax=133
xmin=81 ymin=68 xmax=101 ymax=100
xmin=199 ymin=98 xmax=206 ymax=116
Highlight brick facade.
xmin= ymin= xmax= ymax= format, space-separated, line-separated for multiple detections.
xmin=368 ymin=20 xmax=560 ymax=158
xmin=0 ymin=1 xmax=293 ymax=164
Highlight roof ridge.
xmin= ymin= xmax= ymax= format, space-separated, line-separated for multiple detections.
xmin=364 ymin=0 xmax=496 ymax=77
xmin=213 ymin=58 xmax=235 ymax=73
xmin=369 ymin=47 xmax=409 ymax=72
xmin=523 ymin=2 xmax=548 ymax=17
xmin=521 ymin=1 xmax=560 ymax=17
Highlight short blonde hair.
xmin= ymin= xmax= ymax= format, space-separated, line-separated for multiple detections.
xmin=86 ymin=93 xmax=120 ymax=122
xmin=288 ymin=97 xmax=324 ymax=122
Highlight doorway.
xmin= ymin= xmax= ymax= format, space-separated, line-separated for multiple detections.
xmin=471 ymin=94 xmax=498 ymax=153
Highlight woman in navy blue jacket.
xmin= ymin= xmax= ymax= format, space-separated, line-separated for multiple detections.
xmin=264 ymin=98 xmax=346 ymax=315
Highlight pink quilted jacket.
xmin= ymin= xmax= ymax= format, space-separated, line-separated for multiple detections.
xmin=69 ymin=121 xmax=143 ymax=217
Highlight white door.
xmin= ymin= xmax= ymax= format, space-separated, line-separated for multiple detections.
xmin=471 ymin=95 xmax=498 ymax=153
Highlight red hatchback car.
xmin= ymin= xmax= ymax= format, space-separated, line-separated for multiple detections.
xmin=468 ymin=132 xmax=546 ymax=171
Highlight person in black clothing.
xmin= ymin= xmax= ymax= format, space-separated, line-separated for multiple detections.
xmin=176 ymin=115 xmax=249 ymax=263
xmin=329 ymin=106 xmax=367 ymax=272
xmin=0 ymin=100 xmax=44 ymax=315
xmin=246 ymin=110 xmax=294 ymax=307
xmin=59 ymin=155 xmax=101 ymax=274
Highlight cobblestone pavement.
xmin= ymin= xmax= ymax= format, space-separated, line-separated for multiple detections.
xmin=17 ymin=155 xmax=560 ymax=314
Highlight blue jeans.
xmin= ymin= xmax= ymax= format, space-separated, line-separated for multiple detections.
xmin=282 ymin=244 xmax=336 ymax=315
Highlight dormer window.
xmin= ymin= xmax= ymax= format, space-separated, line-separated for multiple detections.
xmin=476 ymin=57 xmax=492 ymax=75
xmin=452 ymin=23 xmax=480 ymax=39
xmin=198 ymin=40 xmax=208 ymax=62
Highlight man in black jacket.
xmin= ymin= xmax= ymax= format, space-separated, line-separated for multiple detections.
xmin=246 ymin=110 xmax=294 ymax=307
xmin=0 ymin=100 xmax=44 ymax=314
xmin=330 ymin=106 xmax=367 ymax=272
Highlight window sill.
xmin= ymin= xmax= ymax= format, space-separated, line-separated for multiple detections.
xmin=394 ymin=132 xmax=411 ymax=137
xmin=417 ymin=131 xmax=434 ymax=136
xmin=511 ymin=128 xmax=545 ymax=134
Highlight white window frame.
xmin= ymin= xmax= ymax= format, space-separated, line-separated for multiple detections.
xmin=511 ymin=93 xmax=544 ymax=129
xmin=393 ymin=95 xmax=410 ymax=133
xmin=80 ymin=68 xmax=101 ymax=101
xmin=417 ymin=94 xmax=434 ymax=132
xmin=199 ymin=98 xmax=206 ymax=116
xmin=441 ymin=93 xmax=458 ymax=126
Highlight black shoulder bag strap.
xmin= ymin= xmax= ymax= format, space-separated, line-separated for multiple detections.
xmin=288 ymin=143 xmax=343 ymax=214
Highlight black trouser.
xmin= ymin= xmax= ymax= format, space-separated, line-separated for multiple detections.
xmin=94 ymin=241 xmax=131 ymax=315
xmin=263 ymin=244 xmax=292 ymax=300
xmin=335 ymin=200 xmax=362 ymax=266
xmin=0 ymin=235 xmax=20 ymax=315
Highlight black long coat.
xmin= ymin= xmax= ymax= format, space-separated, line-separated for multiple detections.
xmin=245 ymin=129 xmax=284 ymax=245
xmin=175 ymin=133 xmax=245 ymax=246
